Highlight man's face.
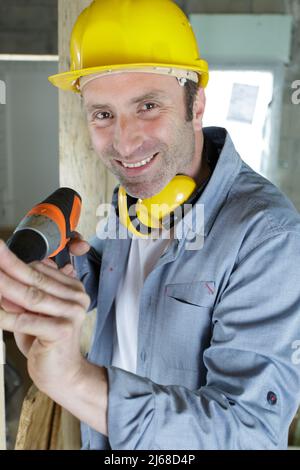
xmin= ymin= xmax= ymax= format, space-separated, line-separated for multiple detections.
xmin=82 ymin=73 xmax=201 ymax=199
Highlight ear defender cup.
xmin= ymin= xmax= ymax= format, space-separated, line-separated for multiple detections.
xmin=118 ymin=175 xmax=197 ymax=238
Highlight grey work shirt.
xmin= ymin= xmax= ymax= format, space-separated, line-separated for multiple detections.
xmin=75 ymin=127 xmax=300 ymax=450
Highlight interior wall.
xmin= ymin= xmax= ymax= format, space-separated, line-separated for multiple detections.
xmin=0 ymin=0 xmax=57 ymax=55
xmin=0 ymin=61 xmax=59 ymax=227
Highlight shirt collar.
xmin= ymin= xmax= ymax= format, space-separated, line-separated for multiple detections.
xmin=175 ymin=127 xmax=242 ymax=240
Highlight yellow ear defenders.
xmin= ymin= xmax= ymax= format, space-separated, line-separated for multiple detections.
xmin=118 ymin=175 xmax=198 ymax=238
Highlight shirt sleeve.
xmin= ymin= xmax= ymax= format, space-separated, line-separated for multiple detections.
xmin=105 ymin=231 xmax=300 ymax=450
xmin=73 ymin=235 xmax=103 ymax=312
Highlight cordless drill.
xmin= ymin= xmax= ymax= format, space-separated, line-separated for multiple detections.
xmin=6 ymin=188 xmax=82 ymax=267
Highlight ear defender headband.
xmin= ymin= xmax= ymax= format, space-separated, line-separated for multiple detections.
xmin=118 ymin=175 xmax=197 ymax=238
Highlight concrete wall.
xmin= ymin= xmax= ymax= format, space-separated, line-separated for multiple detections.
xmin=177 ymin=0 xmax=287 ymax=14
xmin=0 ymin=0 xmax=57 ymax=54
xmin=0 ymin=61 xmax=59 ymax=227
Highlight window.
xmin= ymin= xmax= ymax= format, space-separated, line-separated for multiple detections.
xmin=203 ymin=69 xmax=274 ymax=174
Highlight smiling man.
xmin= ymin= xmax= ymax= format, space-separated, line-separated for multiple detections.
xmin=82 ymin=72 xmax=210 ymax=200
xmin=1 ymin=0 xmax=300 ymax=451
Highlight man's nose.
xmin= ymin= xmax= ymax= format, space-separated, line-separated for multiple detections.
xmin=112 ymin=115 xmax=144 ymax=158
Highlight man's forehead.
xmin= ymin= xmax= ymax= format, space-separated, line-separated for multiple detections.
xmin=88 ymin=88 xmax=167 ymax=102
xmin=82 ymin=73 xmax=180 ymax=102
xmin=83 ymin=87 xmax=180 ymax=111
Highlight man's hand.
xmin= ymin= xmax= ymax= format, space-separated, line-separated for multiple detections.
xmin=0 ymin=237 xmax=108 ymax=435
xmin=2 ymin=231 xmax=90 ymax=356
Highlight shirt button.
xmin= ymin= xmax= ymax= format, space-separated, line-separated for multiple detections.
xmin=140 ymin=350 xmax=147 ymax=362
xmin=267 ymin=391 xmax=277 ymax=405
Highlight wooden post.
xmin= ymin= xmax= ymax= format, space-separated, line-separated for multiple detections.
xmin=0 ymin=330 xmax=5 ymax=450
xmin=56 ymin=0 xmax=116 ymax=448
xmin=58 ymin=0 xmax=117 ymax=238
xmin=58 ymin=1 xmax=117 ymax=424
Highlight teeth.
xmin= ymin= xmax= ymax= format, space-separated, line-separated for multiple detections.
xmin=122 ymin=154 xmax=155 ymax=168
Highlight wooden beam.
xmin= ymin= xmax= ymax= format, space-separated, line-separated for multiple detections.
xmin=58 ymin=0 xmax=117 ymax=238
xmin=58 ymin=0 xmax=116 ymax=444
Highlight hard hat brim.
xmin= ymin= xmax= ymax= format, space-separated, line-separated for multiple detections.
xmin=48 ymin=61 xmax=209 ymax=92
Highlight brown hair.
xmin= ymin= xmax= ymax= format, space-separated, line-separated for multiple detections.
xmin=184 ymin=79 xmax=199 ymax=122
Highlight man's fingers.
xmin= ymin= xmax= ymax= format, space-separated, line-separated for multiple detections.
xmin=30 ymin=261 xmax=81 ymax=289
xmin=0 ymin=308 xmax=74 ymax=343
xmin=41 ymin=257 xmax=76 ymax=277
xmin=1 ymin=240 xmax=74 ymax=291
xmin=67 ymin=230 xmax=90 ymax=256
xmin=41 ymin=258 xmax=58 ymax=270
xmin=0 ymin=240 xmax=55 ymax=288
xmin=68 ymin=239 xmax=90 ymax=257
xmin=0 ymin=265 xmax=90 ymax=318
xmin=0 ymin=297 xmax=25 ymax=314
xmin=0 ymin=238 xmax=82 ymax=291
xmin=0 ymin=239 xmax=89 ymax=319
xmin=60 ymin=263 xmax=76 ymax=277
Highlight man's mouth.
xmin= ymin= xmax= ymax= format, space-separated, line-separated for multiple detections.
xmin=115 ymin=152 xmax=159 ymax=174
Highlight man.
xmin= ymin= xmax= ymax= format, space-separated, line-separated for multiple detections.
xmin=1 ymin=0 xmax=300 ymax=450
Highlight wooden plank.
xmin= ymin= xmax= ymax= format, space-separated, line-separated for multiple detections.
xmin=15 ymin=384 xmax=81 ymax=450
xmin=15 ymin=385 xmax=56 ymax=450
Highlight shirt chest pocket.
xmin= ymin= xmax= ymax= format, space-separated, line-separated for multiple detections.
xmin=154 ymin=281 xmax=216 ymax=376
xmin=165 ymin=281 xmax=216 ymax=308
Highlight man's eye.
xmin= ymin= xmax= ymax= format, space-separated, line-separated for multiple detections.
xmin=95 ymin=111 xmax=112 ymax=120
xmin=141 ymin=103 xmax=158 ymax=112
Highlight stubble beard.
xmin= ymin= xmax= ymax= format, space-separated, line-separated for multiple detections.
xmin=103 ymin=121 xmax=196 ymax=200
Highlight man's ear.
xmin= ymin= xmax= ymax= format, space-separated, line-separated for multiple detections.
xmin=193 ymin=87 xmax=206 ymax=132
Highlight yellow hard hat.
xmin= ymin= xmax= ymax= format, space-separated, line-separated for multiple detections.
xmin=48 ymin=0 xmax=209 ymax=92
